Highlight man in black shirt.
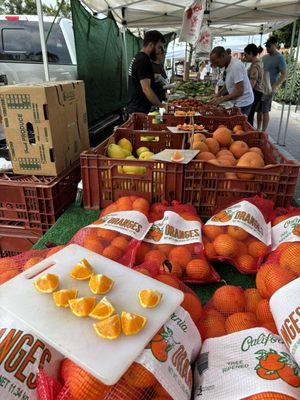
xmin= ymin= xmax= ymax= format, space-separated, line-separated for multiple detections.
xmin=127 ymin=30 xmax=165 ymax=114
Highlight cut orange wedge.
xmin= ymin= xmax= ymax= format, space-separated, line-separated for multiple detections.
xmin=93 ymin=314 xmax=121 ymax=340
xmin=121 ymin=311 xmax=147 ymax=336
xmin=138 ymin=289 xmax=162 ymax=309
xmin=53 ymin=289 xmax=78 ymax=307
xmin=69 ymin=259 xmax=93 ymax=280
xmin=69 ymin=297 xmax=96 ymax=317
xmin=89 ymin=297 xmax=115 ymax=320
xmin=34 ymin=273 xmax=59 ymax=293
xmin=89 ymin=274 xmax=114 ymax=295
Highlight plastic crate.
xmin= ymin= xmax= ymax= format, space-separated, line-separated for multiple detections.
xmin=183 ymin=131 xmax=300 ymax=219
xmin=0 ymin=162 xmax=81 ymax=234
xmin=81 ymin=130 xmax=185 ymax=210
xmin=119 ymin=113 xmax=253 ymax=133
xmin=0 ymin=227 xmax=40 ymax=257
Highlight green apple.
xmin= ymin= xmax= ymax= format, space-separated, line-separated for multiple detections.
xmin=139 ymin=151 xmax=154 ymax=160
xmin=136 ymin=146 xmax=149 ymax=157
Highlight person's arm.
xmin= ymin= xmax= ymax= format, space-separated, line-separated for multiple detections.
xmin=210 ymin=82 xmax=243 ymax=106
xmin=272 ymin=55 xmax=287 ymax=92
xmin=249 ymin=65 xmax=258 ymax=89
xmin=140 ymin=79 xmax=162 ymax=107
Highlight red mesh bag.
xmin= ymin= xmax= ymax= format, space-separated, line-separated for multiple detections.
xmin=255 ymin=209 xmax=300 ymax=369
xmin=134 ymin=208 xmax=220 ymax=284
xmin=194 ymin=284 xmax=300 ymax=400
xmin=203 ymin=196 xmax=274 ymax=274
xmin=35 ymin=273 xmax=202 ymax=400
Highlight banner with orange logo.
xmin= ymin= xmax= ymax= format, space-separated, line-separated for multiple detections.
xmin=205 ymin=200 xmax=271 ymax=246
xmin=137 ymin=306 xmax=201 ymax=400
xmin=270 ymin=277 xmax=300 ymax=369
xmin=88 ymin=211 xmax=152 ymax=241
xmin=0 ymin=309 xmax=63 ymax=400
xmin=271 ymin=215 xmax=300 ymax=250
xmin=144 ymin=211 xmax=202 ymax=245
xmin=194 ymin=328 xmax=300 ymax=399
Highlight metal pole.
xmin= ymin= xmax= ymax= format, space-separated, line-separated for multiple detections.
xmin=276 ymin=20 xmax=296 ymax=143
xmin=36 ymin=0 xmax=50 ymax=81
xmin=122 ymin=26 xmax=128 ymax=85
xmin=281 ymin=26 xmax=300 ymax=146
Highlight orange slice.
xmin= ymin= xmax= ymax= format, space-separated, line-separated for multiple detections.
xmin=53 ymin=289 xmax=78 ymax=307
xmin=89 ymin=297 xmax=115 ymax=320
xmin=69 ymin=259 xmax=93 ymax=280
xmin=171 ymin=150 xmax=184 ymax=162
xmin=138 ymin=289 xmax=162 ymax=309
xmin=89 ymin=274 xmax=114 ymax=295
xmin=93 ymin=314 xmax=121 ymax=340
xmin=34 ymin=273 xmax=59 ymax=293
xmin=69 ymin=297 xmax=96 ymax=317
xmin=121 ymin=311 xmax=147 ymax=336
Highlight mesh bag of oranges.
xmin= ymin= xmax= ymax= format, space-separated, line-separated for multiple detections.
xmin=36 ymin=302 xmax=201 ymax=400
xmin=0 ymin=308 xmax=64 ymax=400
xmin=68 ymin=196 xmax=152 ymax=266
xmin=253 ymin=209 xmax=300 ymax=369
xmin=133 ymin=210 xmax=220 ymax=283
xmin=194 ymin=284 xmax=300 ymax=400
xmin=203 ymin=196 xmax=273 ymax=274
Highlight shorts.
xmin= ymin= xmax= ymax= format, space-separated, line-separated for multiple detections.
xmin=262 ymin=94 xmax=273 ymax=113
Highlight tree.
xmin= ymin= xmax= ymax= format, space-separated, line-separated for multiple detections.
xmin=273 ymin=20 xmax=300 ymax=48
xmin=3 ymin=0 xmax=71 ymax=18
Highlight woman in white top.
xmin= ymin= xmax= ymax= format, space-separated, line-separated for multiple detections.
xmin=209 ymin=46 xmax=254 ymax=116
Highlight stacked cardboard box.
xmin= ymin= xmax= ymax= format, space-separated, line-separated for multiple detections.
xmin=0 ymin=81 xmax=90 ymax=256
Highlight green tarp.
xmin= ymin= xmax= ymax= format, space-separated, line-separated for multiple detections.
xmin=71 ymin=0 xmax=175 ymax=125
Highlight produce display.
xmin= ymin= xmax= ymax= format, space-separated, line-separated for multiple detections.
xmin=171 ymin=81 xmax=215 ymax=100
xmin=0 ymin=91 xmax=299 ymax=400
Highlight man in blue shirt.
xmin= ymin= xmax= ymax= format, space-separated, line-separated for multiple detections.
xmin=259 ymin=36 xmax=286 ymax=131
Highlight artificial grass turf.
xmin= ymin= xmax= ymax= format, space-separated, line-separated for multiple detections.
xmin=32 ymin=204 xmax=256 ymax=304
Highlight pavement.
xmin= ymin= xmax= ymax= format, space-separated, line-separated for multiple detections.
xmin=262 ymin=107 xmax=300 ymax=201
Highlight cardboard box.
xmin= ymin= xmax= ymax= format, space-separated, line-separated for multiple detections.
xmin=0 ymin=80 xmax=89 ymax=175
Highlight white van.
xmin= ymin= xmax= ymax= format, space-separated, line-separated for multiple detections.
xmin=0 ymin=15 xmax=77 ymax=84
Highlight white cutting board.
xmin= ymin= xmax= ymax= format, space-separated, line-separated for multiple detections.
xmin=0 ymin=244 xmax=184 ymax=385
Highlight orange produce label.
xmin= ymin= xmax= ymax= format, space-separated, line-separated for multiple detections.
xmin=0 ymin=309 xmax=63 ymax=400
xmin=137 ymin=306 xmax=201 ymax=400
xmin=144 ymin=211 xmax=202 ymax=245
xmin=272 ymin=216 xmax=300 ymax=250
xmin=194 ymin=328 xmax=300 ymax=399
xmin=206 ymin=200 xmax=271 ymax=245
xmin=89 ymin=211 xmax=152 ymax=240
xmin=270 ymin=277 xmax=300 ymax=366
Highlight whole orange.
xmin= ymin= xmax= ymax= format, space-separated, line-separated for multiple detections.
xmin=102 ymin=245 xmax=123 ymax=261
xmin=181 ymin=292 xmax=202 ymax=323
xmin=168 ymin=247 xmax=192 ymax=268
xmin=256 ymin=299 xmax=273 ymax=323
xmin=212 ymin=285 xmax=246 ymax=315
xmin=236 ymin=254 xmax=256 ymax=272
xmin=244 ymin=288 xmax=262 ymax=313
xmin=225 ymin=312 xmax=258 ymax=333
xmin=186 ymin=259 xmax=211 ymax=280
xmin=145 ymin=250 xmax=167 ymax=267
xmin=248 ymin=240 xmax=267 ymax=259
xmin=203 ymin=225 xmax=224 ymax=240
xmin=279 ymin=243 xmax=300 ymax=274
xmin=213 ymin=234 xmax=239 ymax=258
xmin=201 ymin=309 xmax=226 ymax=339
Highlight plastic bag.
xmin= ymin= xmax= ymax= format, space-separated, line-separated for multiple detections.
xmin=203 ymin=196 xmax=273 ymax=273
xmin=256 ymin=209 xmax=300 ymax=369
xmin=137 ymin=209 xmax=220 ymax=284
xmin=0 ymin=308 xmax=64 ymax=400
xmin=194 ymin=284 xmax=300 ymax=400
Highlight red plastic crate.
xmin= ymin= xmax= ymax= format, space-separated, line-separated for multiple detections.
xmin=119 ymin=113 xmax=254 ymax=134
xmin=81 ymin=130 xmax=185 ymax=210
xmin=0 ymin=227 xmax=40 ymax=257
xmin=182 ymin=132 xmax=300 ymax=218
xmin=0 ymin=162 xmax=81 ymax=234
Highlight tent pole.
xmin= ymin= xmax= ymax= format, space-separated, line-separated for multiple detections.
xmin=276 ymin=19 xmax=296 ymax=144
xmin=36 ymin=0 xmax=50 ymax=81
xmin=122 ymin=27 xmax=128 ymax=85
xmin=281 ymin=26 xmax=300 ymax=146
